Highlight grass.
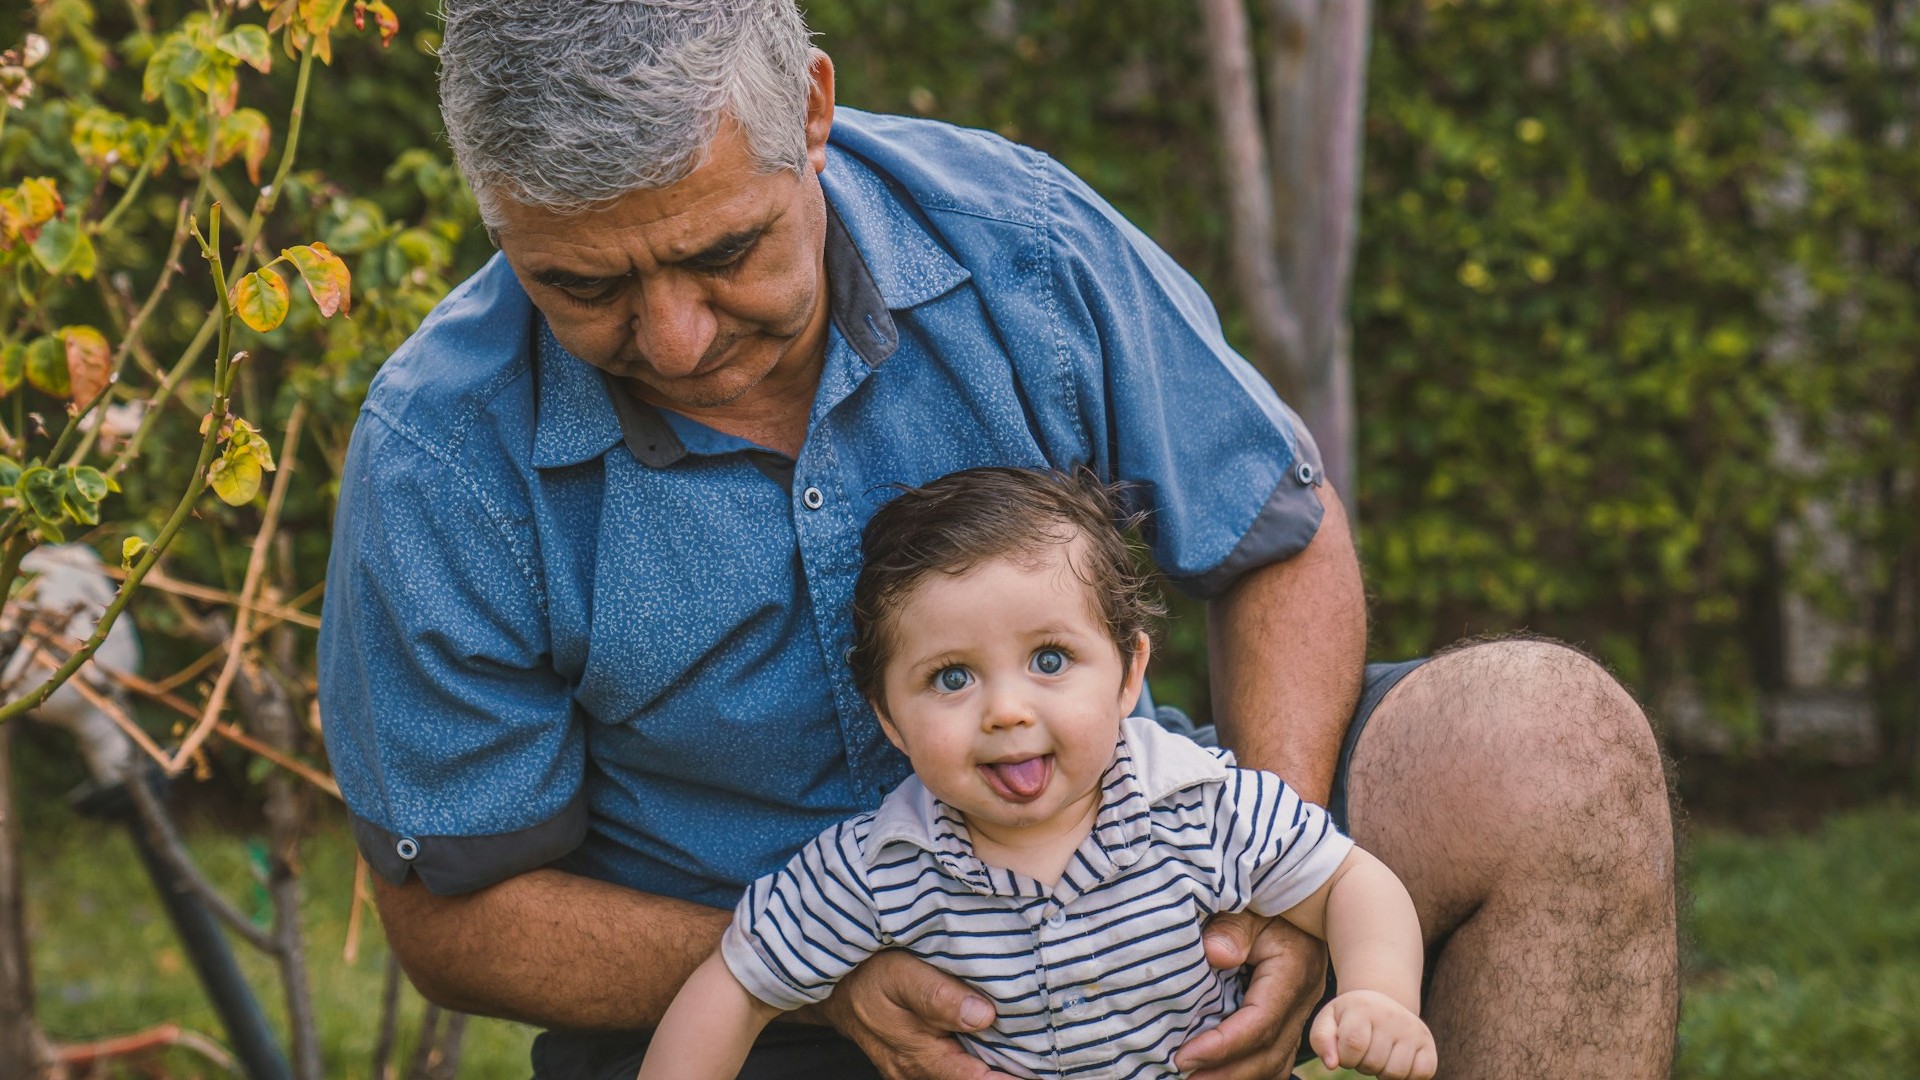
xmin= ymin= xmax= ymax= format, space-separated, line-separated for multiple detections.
xmin=22 ymin=792 xmax=1920 ymax=1078
xmin=24 ymin=805 xmax=537 ymax=1079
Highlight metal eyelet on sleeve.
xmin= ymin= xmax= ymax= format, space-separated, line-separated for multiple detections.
xmin=802 ymin=486 xmax=825 ymax=510
xmin=1295 ymin=462 xmax=1317 ymax=486
xmin=396 ymin=837 xmax=420 ymax=861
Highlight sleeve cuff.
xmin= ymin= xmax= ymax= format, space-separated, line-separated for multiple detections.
xmin=1172 ymin=457 xmax=1327 ymax=600
xmin=350 ymin=788 xmax=589 ymax=896
xmin=720 ymin=909 xmax=828 ymax=1012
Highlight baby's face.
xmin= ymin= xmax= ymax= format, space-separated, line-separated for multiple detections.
xmin=873 ymin=536 xmax=1148 ymax=851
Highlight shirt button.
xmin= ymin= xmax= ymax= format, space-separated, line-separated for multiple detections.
xmin=802 ymin=486 xmax=825 ymax=510
xmin=1295 ymin=461 xmax=1317 ymax=486
xmin=395 ymin=837 xmax=419 ymax=861
xmin=1046 ymin=908 xmax=1067 ymax=930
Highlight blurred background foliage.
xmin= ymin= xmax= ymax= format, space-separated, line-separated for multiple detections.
xmin=6 ymin=0 xmax=1914 ymax=768
xmin=3 ymin=0 xmax=1916 ymax=1075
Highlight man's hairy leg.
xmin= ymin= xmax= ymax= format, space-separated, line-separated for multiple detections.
xmin=1344 ymin=639 xmax=1679 ymax=1078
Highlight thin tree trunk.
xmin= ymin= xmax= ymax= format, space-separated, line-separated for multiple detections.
xmin=1199 ymin=0 xmax=1305 ymax=388
xmin=1200 ymin=0 xmax=1369 ymax=503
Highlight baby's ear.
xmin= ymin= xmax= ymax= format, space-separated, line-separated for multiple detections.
xmin=870 ymin=698 xmax=908 ymax=752
xmin=1119 ymin=631 xmax=1151 ymax=713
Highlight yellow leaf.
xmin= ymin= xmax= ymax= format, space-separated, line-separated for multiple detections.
xmin=216 ymin=109 xmax=273 ymax=185
xmin=208 ymin=451 xmax=264 ymax=506
xmin=230 ymin=267 xmax=291 ymax=332
xmin=282 ymin=242 xmax=351 ymax=318
xmin=122 ymin=536 xmax=149 ymax=570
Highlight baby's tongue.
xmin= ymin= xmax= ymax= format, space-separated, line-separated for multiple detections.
xmin=985 ymin=756 xmax=1050 ymax=799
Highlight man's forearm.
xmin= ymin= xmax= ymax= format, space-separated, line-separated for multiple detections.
xmin=373 ymin=867 xmax=733 ymax=1030
xmin=1206 ymin=483 xmax=1367 ymax=803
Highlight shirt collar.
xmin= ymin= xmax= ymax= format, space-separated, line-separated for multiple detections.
xmin=863 ymin=715 xmax=1231 ymax=890
xmin=531 ymin=141 xmax=970 ymax=471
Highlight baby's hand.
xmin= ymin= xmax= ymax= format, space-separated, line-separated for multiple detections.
xmin=1307 ymin=989 xmax=1437 ymax=1080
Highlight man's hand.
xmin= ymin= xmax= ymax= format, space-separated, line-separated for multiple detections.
xmin=1308 ymin=990 xmax=1437 ymax=1080
xmin=1174 ymin=911 xmax=1327 ymax=1080
xmin=814 ymin=949 xmax=1018 ymax=1080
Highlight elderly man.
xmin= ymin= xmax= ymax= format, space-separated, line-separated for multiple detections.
xmin=318 ymin=2 xmax=1677 ymax=1077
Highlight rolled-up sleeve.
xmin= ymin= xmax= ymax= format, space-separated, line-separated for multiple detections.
xmin=318 ymin=409 xmax=584 ymax=896
xmin=1044 ymin=164 xmax=1325 ymax=598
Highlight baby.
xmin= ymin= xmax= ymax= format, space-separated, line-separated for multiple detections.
xmin=639 ymin=467 xmax=1436 ymax=1080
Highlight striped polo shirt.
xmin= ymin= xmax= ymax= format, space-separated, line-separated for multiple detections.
xmin=721 ymin=715 xmax=1354 ymax=1079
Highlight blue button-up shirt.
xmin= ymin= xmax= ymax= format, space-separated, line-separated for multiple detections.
xmin=318 ymin=108 xmax=1324 ymax=908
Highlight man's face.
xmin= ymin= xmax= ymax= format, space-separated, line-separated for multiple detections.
xmin=493 ymin=68 xmax=834 ymax=416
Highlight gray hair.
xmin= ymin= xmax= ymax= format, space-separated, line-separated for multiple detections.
xmin=438 ymin=0 xmax=816 ymax=229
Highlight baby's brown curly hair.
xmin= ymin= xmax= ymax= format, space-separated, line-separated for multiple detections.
xmin=849 ymin=466 xmax=1165 ymax=706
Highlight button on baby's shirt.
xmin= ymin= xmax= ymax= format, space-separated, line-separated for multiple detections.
xmin=802 ymin=486 xmax=825 ymax=510
xmin=1046 ymin=907 xmax=1068 ymax=930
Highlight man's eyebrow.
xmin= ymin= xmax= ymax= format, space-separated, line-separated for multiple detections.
xmin=531 ymin=266 xmax=629 ymax=290
xmin=677 ymin=227 xmax=765 ymax=268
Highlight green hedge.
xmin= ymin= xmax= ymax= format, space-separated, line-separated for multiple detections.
xmin=5 ymin=0 xmax=1913 ymax=753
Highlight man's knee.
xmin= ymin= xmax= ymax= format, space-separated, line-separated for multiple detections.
xmin=1440 ymin=638 xmax=1670 ymax=862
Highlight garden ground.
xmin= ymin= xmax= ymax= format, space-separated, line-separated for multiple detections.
xmin=22 ymin=764 xmax=1920 ymax=1079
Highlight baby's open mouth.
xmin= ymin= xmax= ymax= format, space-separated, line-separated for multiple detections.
xmin=980 ymin=755 xmax=1053 ymax=801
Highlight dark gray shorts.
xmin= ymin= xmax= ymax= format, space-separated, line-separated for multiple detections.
xmin=531 ymin=659 xmax=1429 ymax=1080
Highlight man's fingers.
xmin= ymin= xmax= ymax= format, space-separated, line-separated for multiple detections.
xmin=876 ymin=954 xmax=994 ymax=1033
xmin=1200 ymin=910 xmax=1260 ymax=969
xmin=1309 ymin=1004 xmax=1342 ymax=1067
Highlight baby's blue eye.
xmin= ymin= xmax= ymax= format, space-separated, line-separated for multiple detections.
xmin=936 ymin=666 xmax=972 ymax=692
xmin=1031 ymin=648 xmax=1067 ymax=675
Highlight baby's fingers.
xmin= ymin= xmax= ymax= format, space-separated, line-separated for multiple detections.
xmin=1308 ymin=1006 xmax=1342 ymax=1068
xmin=1337 ymin=1013 xmax=1379 ymax=1073
xmin=1370 ymin=1032 xmax=1439 ymax=1080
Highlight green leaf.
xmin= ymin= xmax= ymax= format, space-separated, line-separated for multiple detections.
xmin=229 ymin=267 xmax=291 ymax=332
xmin=216 ymin=25 xmax=273 ymax=73
xmin=68 ymin=465 xmax=109 ymax=503
xmin=57 ymin=474 xmax=100 ymax=526
xmin=0 ymin=457 xmax=20 ymax=488
xmin=30 ymin=217 xmax=97 ymax=279
xmin=0 ymin=344 xmax=22 ymax=396
xmin=24 ymin=335 xmax=69 ymax=397
xmin=121 ymin=535 xmax=149 ymax=570
xmin=17 ymin=466 xmax=61 ymax=523
xmin=282 ymin=242 xmax=352 ymax=317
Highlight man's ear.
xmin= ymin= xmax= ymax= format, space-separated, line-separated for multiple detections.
xmin=803 ymin=49 xmax=836 ymax=175
xmin=1117 ymin=631 xmax=1152 ymax=716
xmin=870 ymin=697 xmax=907 ymax=753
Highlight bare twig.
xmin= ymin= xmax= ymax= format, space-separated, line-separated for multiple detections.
xmin=373 ymin=954 xmax=404 ymax=1080
xmin=102 ymin=564 xmax=323 ymax=631
xmin=169 ymin=402 xmax=307 ymax=774
xmin=343 ymin=855 xmax=370 ymax=964
xmin=54 ymin=1022 xmax=238 ymax=1073
xmin=88 ymin=660 xmax=341 ymax=799
xmin=21 ymin=645 xmax=171 ymax=768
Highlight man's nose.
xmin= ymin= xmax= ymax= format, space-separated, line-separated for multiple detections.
xmin=630 ymin=275 xmax=717 ymax=376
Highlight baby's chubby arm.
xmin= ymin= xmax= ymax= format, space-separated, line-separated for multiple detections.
xmin=636 ymin=950 xmax=783 ymax=1080
xmin=1281 ymin=847 xmax=1437 ymax=1080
